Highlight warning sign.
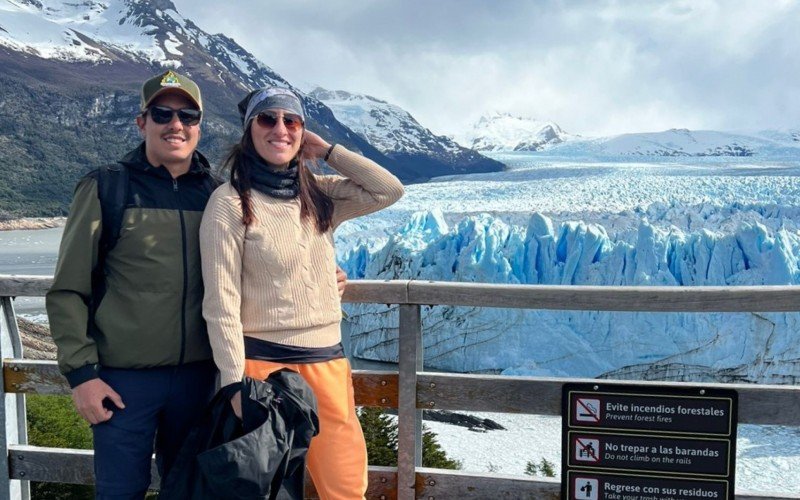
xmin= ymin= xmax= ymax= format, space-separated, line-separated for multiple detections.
xmin=568 ymin=432 xmax=730 ymax=476
xmin=565 ymin=471 xmax=729 ymax=500
xmin=561 ymin=383 xmax=737 ymax=500
xmin=567 ymin=390 xmax=733 ymax=435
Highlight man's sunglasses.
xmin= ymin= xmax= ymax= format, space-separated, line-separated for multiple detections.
xmin=255 ymin=112 xmax=304 ymax=132
xmin=146 ymin=106 xmax=202 ymax=126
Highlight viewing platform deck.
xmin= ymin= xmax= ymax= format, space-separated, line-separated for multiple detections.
xmin=0 ymin=275 xmax=798 ymax=499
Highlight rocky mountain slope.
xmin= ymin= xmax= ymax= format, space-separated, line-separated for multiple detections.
xmin=0 ymin=0 xmax=502 ymax=217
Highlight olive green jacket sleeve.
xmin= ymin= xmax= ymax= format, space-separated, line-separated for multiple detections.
xmin=45 ymin=177 xmax=103 ymax=388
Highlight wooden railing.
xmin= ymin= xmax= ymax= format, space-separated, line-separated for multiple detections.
xmin=1 ymin=275 xmax=800 ymax=499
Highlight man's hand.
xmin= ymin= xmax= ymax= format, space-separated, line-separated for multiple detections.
xmin=71 ymin=378 xmax=125 ymax=425
xmin=336 ymin=266 xmax=348 ymax=298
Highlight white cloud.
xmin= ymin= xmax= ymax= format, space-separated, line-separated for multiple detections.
xmin=174 ymin=0 xmax=800 ymax=136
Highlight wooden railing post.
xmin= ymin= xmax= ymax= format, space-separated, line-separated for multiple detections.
xmin=0 ymin=297 xmax=26 ymax=500
xmin=397 ymin=304 xmax=422 ymax=500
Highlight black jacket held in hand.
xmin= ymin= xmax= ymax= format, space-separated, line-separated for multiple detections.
xmin=160 ymin=370 xmax=319 ymax=499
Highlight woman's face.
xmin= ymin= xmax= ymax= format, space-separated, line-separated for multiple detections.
xmin=250 ymin=108 xmax=304 ymax=168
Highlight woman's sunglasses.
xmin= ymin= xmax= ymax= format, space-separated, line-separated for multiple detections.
xmin=146 ymin=105 xmax=202 ymax=126
xmin=255 ymin=112 xmax=304 ymax=132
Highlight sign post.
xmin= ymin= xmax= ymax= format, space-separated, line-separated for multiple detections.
xmin=562 ymin=384 xmax=737 ymax=500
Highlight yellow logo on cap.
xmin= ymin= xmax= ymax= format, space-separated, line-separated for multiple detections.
xmin=160 ymin=70 xmax=181 ymax=88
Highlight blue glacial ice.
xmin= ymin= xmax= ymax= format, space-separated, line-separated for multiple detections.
xmin=339 ymin=210 xmax=800 ymax=383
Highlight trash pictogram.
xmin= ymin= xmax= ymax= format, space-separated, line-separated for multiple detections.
xmin=573 ymin=477 xmax=598 ymax=499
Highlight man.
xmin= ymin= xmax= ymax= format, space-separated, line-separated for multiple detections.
xmin=46 ymin=70 xmax=216 ymax=499
xmin=46 ymin=70 xmax=346 ymax=499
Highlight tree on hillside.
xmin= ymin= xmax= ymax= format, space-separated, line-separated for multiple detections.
xmin=423 ymin=428 xmax=461 ymax=469
xmin=357 ymin=407 xmax=460 ymax=469
xmin=359 ymin=407 xmax=398 ymax=466
xmin=524 ymin=458 xmax=556 ymax=477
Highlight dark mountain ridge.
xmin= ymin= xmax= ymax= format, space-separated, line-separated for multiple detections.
xmin=0 ymin=0 xmax=502 ymax=218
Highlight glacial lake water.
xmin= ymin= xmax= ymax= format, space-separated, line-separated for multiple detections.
xmin=0 ymin=226 xmax=61 ymax=321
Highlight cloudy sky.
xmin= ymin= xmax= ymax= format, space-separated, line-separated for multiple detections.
xmin=173 ymin=0 xmax=799 ymax=137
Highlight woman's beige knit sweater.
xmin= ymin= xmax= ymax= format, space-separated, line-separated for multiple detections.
xmin=200 ymin=145 xmax=404 ymax=386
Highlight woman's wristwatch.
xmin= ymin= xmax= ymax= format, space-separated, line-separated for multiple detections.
xmin=324 ymin=144 xmax=336 ymax=162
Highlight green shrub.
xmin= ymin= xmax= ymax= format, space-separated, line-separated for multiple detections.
xmin=422 ymin=428 xmax=461 ymax=469
xmin=358 ymin=407 xmax=461 ymax=470
xmin=524 ymin=457 xmax=556 ymax=477
xmin=27 ymin=395 xmax=94 ymax=499
xmin=359 ymin=407 xmax=398 ymax=466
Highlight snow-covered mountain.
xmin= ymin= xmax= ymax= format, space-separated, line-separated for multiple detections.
xmin=0 ymin=0 xmax=290 ymax=91
xmin=307 ymin=87 xmax=501 ymax=178
xmin=306 ymin=87 xmax=460 ymax=155
xmin=0 ymin=0 xmax=504 ymax=218
xmin=459 ymin=112 xmax=571 ymax=152
xmin=457 ymin=112 xmax=800 ymax=157
xmin=549 ymin=128 xmax=800 ymax=158
xmin=752 ymin=129 xmax=800 ymax=147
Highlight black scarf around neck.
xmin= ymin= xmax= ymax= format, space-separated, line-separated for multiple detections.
xmin=245 ymin=148 xmax=300 ymax=199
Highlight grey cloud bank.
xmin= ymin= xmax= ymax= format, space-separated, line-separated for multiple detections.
xmin=173 ymin=0 xmax=800 ymax=137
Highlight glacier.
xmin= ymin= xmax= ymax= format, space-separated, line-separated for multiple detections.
xmin=339 ymin=209 xmax=800 ymax=383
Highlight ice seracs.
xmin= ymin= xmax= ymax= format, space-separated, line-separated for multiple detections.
xmin=340 ymin=210 xmax=800 ymax=383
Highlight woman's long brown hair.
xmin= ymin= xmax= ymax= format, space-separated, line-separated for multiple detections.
xmin=225 ymin=128 xmax=334 ymax=232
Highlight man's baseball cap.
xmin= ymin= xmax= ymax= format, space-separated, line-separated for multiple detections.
xmin=140 ymin=70 xmax=202 ymax=111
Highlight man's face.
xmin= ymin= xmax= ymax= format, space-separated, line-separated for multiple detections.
xmin=136 ymin=92 xmax=201 ymax=169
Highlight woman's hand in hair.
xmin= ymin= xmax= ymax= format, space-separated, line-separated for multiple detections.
xmin=303 ymin=130 xmax=332 ymax=159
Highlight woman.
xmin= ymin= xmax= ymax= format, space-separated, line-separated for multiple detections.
xmin=199 ymin=87 xmax=404 ymax=499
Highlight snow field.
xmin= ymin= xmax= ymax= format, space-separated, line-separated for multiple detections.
xmin=422 ymin=413 xmax=800 ymax=494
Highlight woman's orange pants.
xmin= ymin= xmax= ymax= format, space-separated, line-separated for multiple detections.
xmin=245 ymin=357 xmax=368 ymax=500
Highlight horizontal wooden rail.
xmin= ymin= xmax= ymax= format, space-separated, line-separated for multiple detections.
xmin=407 ymin=281 xmax=800 ymax=312
xmin=342 ymin=279 xmax=409 ymax=306
xmin=9 ymin=445 xmax=796 ymax=500
xmin=7 ymin=445 xmax=399 ymax=499
xmin=8 ymin=360 xmax=800 ymax=426
xmin=414 ymin=467 xmax=800 ymax=500
xmin=416 ymin=373 xmax=800 ymax=426
xmin=4 ymin=275 xmax=800 ymax=312
xmin=0 ymin=276 xmax=52 ymax=298
xmin=2 ymin=360 xmax=399 ymax=408
xmin=416 ymin=468 xmax=560 ymax=499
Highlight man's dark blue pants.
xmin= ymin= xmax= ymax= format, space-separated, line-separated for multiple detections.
xmin=92 ymin=360 xmax=216 ymax=499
